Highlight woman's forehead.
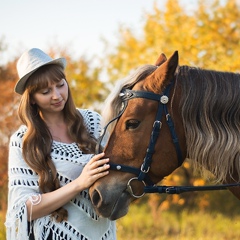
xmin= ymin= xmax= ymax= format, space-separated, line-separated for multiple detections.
xmin=37 ymin=76 xmax=62 ymax=86
xmin=31 ymin=78 xmax=63 ymax=94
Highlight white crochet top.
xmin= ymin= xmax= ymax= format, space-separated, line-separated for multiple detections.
xmin=5 ymin=109 xmax=116 ymax=240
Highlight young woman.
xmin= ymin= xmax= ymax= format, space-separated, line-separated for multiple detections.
xmin=5 ymin=48 xmax=116 ymax=239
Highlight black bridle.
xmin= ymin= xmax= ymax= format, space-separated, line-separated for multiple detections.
xmin=96 ymin=81 xmax=240 ymax=198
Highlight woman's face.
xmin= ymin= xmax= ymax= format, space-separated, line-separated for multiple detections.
xmin=32 ymin=78 xmax=69 ymax=114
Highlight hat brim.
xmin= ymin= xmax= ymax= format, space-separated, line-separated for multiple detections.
xmin=14 ymin=58 xmax=67 ymax=95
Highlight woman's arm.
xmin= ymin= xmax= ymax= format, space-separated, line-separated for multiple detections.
xmin=26 ymin=152 xmax=109 ymax=221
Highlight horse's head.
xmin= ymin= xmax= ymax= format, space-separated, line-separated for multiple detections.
xmin=89 ymin=51 xmax=187 ymax=220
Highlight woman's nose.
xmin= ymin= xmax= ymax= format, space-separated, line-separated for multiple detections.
xmin=52 ymin=88 xmax=61 ymax=99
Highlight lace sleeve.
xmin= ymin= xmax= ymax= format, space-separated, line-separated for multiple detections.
xmin=5 ymin=127 xmax=40 ymax=240
xmin=79 ymin=109 xmax=103 ymax=139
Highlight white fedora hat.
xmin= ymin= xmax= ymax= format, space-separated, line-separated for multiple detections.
xmin=15 ymin=48 xmax=67 ymax=94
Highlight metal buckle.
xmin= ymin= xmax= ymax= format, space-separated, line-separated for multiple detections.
xmin=153 ymin=120 xmax=162 ymax=129
xmin=141 ymin=164 xmax=150 ymax=173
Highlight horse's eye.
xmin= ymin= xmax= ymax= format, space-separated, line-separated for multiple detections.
xmin=126 ymin=120 xmax=140 ymax=130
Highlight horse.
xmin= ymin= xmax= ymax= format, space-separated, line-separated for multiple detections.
xmin=89 ymin=51 xmax=240 ymax=220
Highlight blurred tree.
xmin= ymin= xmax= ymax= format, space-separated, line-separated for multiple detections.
xmin=194 ymin=0 xmax=240 ymax=70
xmin=65 ymin=58 xmax=106 ymax=110
xmin=0 ymin=43 xmax=20 ymax=212
xmin=104 ymin=0 xmax=240 ymax=84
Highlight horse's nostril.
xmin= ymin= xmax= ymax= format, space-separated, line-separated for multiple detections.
xmin=92 ymin=189 xmax=102 ymax=207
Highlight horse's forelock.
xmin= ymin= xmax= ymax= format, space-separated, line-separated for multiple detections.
xmin=102 ymin=65 xmax=157 ymax=133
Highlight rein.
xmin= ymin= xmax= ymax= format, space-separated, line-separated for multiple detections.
xmin=97 ymin=81 xmax=240 ymax=198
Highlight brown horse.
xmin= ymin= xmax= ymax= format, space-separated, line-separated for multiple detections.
xmin=89 ymin=51 xmax=240 ymax=220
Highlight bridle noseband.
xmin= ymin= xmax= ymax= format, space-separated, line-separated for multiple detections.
xmin=96 ymin=81 xmax=240 ymax=198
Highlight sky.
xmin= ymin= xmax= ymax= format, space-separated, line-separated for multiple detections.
xmin=0 ymin=0 xmax=231 ymax=66
xmin=0 ymin=0 xmax=169 ymax=65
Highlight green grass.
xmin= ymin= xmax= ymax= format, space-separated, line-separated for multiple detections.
xmin=116 ymin=204 xmax=240 ymax=240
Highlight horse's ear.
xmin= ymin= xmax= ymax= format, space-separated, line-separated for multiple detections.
xmin=145 ymin=51 xmax=179 ymax=92
xmin=155 ymin=53 xmax=167 ymax=66
xmin=162 ymin=50 xmax=178 ymax=77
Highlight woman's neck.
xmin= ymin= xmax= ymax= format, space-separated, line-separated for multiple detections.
xmin=40 ymin=111 xmax=65 ymax=126
xmin=40 ymin=112 xmax=74 ymax=144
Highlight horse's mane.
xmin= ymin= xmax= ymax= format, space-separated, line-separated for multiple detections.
xmin=178 ymin=66 xmax=240 ymax=182
xmin=101 ymin=64 xmax=157 ymax=133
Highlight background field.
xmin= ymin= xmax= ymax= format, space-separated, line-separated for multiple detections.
xmin=1 ymin=189 xmax=240 ymax=240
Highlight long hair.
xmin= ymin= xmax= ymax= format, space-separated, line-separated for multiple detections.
xmin=18 ymin=64 xmax=97 ymax=221
xmin=178 ymin=66 xmax=240 ymax=183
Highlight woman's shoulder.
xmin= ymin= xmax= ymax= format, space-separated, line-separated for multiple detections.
xmin=77 ymin=108 xmax=102 ymax=137
xmin=77 ymin=108 xmax=102 ymax=123
xmin=10 ymin=125 xmax=27 ymax=146
xmin=10 ymin=125 xmax=27 ymax=141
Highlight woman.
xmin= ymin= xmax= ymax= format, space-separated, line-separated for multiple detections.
xmin=5 ymin=48 xmax=116 ymax=239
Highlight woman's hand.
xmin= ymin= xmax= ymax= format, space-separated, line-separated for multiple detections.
xmin=76 ymin=152 xmax=110 ymax=190
xmin=25 ymin=153 xmax=109 ymax=221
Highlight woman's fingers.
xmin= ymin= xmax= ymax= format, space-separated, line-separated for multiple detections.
xmin=88 ymin=153 xmax=109 ymax=169
xmin=93 ymin=158 xmax=109 ymax=167
xmin=76 ymin=153 xmax=110 ymax=190
xmin=85 ymin=153 xmax=110 ymax=174
xmin=89 ymin=152 xmax=105 ymax=163
xmin=94 ymin=162 xmax=110 ymax=174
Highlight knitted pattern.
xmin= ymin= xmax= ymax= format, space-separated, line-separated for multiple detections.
xmin=5 ymin=109 xmax=116 ymax=240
